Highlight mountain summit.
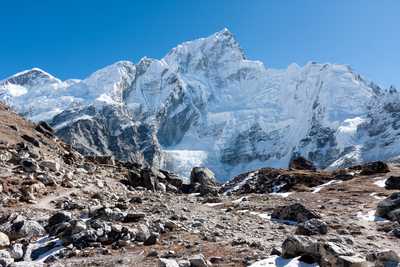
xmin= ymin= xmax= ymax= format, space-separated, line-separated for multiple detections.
xmin=1 ymin=29 xmax=399 ymax=180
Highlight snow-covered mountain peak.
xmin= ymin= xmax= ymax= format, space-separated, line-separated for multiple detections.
xmin=163 ymin=28 xmax=245 ymax=72
xmin=1 ymin=67 xmax=61 ymax=87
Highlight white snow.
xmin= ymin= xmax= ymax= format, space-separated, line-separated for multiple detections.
xmin=312 ymin=180 xmax=342 ymax=193
xmin=269 ymin=192 xmax=292 ymax=197
xmin=370 ymin=192 xmax=385 ymax=200
xmin=249 ymin=255 xmax=319 ymax=267
xmin=356 ymin=210 xmax=387 ymax=222
xmin=374 ymin=178 xmax=387 ymax=188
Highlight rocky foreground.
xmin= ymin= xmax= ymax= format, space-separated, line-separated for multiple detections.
xmin=0 ymin=103 xmax=400 ymax=267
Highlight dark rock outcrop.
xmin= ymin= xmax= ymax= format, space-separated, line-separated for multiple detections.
xmin=289 ymin=156 xmax=316 ymax=171
xmin=272 ymin=203 xmax=321 ymax=223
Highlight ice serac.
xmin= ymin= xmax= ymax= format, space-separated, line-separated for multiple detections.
xmin=1 ymin=29 xmax=400 ymax=180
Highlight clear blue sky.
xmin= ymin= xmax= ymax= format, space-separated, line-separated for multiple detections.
xmin=1 ymin=1 xmax=399 ymax=87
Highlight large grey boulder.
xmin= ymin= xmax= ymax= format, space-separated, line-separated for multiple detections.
xmin=281 ymin=235 xmax=319 ymax=261
xmin=190 ymin=167 xmax=219 ymax=196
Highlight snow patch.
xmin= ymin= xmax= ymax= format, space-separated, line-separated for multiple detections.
xmin=312 ymin=180 xmax=342 ymax=193
xmin=356 ymin=210 xmax=387 ymax=222
xmin=249 ymin=255 xmax=319 ymax=267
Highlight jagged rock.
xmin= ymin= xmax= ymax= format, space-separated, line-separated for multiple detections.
xmin=190 ymin=167 xmax=219 ymax=196
xmin=124 ymin=213 xmax=145 ymax=223
xmin=350 ymin=161 xmax=390 ymax=175
xmin=21 ymin=135 xmax=40 ymax=147
xmin=39 ymin=160 xmax=60 ymax=172
xmin=3 ymin=219 xmax=45 ymax=241
xmin=272 ymin=203 xmax=321 ymax=223
xmin=281 ymin=235 xmax=319 ymax=261
xmin=20 ymin=159 xmax=38 ymax=172
xmin=386 ymin=176 xmax=400 ymax=190
xmin=222 ymin=168 xmax=334 ymax=195
xmin=289 ymin=156 xmax=316 ymax=171
xmin=390 ymin=227 xmax=400 ymax=238
xmin=159 ymin=258 xmax=179 ymax=267
xmin=48 ymin=211 xmax=72 ymax=228
xmin=189 ymin=254 xmax=209 ymax=267
xmin=85 ymin=155 xmax=115 ymax=165
xmin=0 ymin=232 xmax=10 ymax=248
xmin=319 ymin=241 xmax=355 ymax=266
xmin=135 ymin=224 xmax=150 ymax=242
xmin=190 ymin=167 xmax=216 ymax=186
xmin=8 ymin=243 xmax=24 ymax=260
xmin=127 ymin=169 xmax=157 ymax=191
xmin=296 ymin=218 xmax=328 ymax=235
xmin=144 ymin=232 xmax=159 ymax=246
xmin=376 ymin=192 xmax=400 ymax=220
xmin=35 ymin=121 xmax=54 ymax=138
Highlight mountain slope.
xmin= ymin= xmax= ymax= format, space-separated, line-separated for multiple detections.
xmin=1 ymin=29 xmax=399 ymax=180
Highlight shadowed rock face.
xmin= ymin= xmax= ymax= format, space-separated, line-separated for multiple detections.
xmin=51 ymin=105 xmax=162 ymax=167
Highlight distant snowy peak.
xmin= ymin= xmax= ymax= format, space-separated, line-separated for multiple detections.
xmin=69 ymin=61 xmax=136 ymax=105
xmin=1 ymin=68 xmax=61 ymax=87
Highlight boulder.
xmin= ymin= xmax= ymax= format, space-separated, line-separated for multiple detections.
xmin=127 ymin=169 xmax=157 ymax=191
xmin=319 ymin=241 xmax=355 ymax=266
xmin=353 ymin=161 xmax=390 ymax=175
xmin=135 ymin=224 xmax=150 ymax=242
xmin=190 ymin=167 xmax=216 ymax=186
xmin=39 ymin=160 xmax=60 ymax=172
xmin=0 ymin=232 xmax=10 ymax=248
xmin=289 ymin=156 xmax=316 ymax=171
xmin=3 ymin=220 xmax=45 ymax=241
xmin=386 ymin=176 xmax=400 ymax=190
xmin=296 ymin=218 xmax=328 ymax=235
xmin=190 ymin=167 xmax=219 ymax=196
xmin=281 ymin=235 xmax=319 ymax=261
xmin=272 ymin=203 xmax=321 ymax=223
xmin=20 ymin=159 xmax=38 ymax=173
xmin=376 ymin=192 xmax=400 ymax=219
xmin=8 ymin=243 xmax=24 ymax=260
xmin=48 ymin=211 xmax=72 ymax=227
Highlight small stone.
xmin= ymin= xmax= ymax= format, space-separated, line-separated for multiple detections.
xmin=39 ymin=160 xmax=60 ymax=172
xmin=0 ymin=232 xmax=10 ymax=248
xmin=8 ymin=243 xmax=24 ymax=260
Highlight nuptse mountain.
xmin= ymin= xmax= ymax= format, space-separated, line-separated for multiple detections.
xmin=1 ymin=29 xmax=400 ymax=180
